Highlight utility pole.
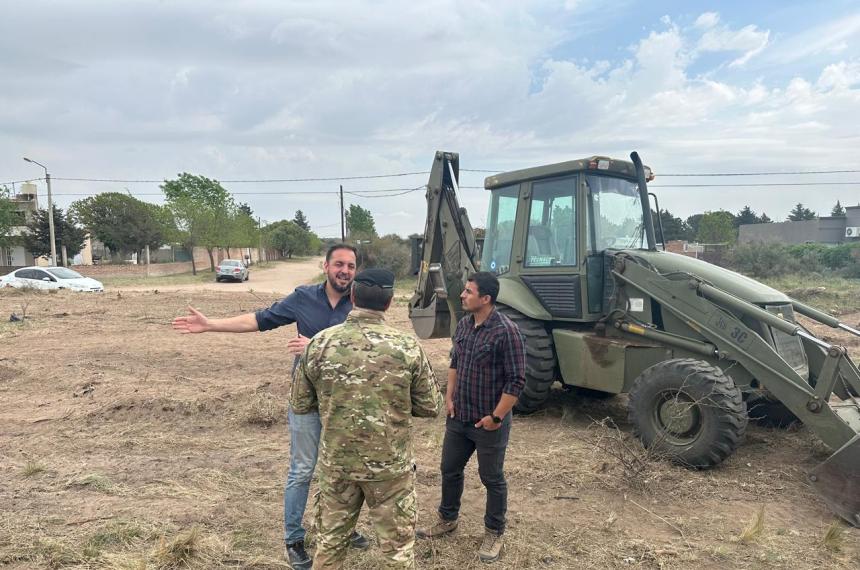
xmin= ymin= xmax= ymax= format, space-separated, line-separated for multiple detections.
xmin=257 ymin=216 xmax=264 ymax=263
xmin=339 ymin=185 xmax=345 ymax=241
xmin=23 ymin=157 xmax=57 ymax=266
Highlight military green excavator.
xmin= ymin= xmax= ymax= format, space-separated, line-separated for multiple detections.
xmin=409 ymin=150 xmax=860 ymax=526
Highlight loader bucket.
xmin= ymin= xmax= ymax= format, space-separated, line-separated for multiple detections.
xmin=810 ymin=434 xmax=860 ymax=527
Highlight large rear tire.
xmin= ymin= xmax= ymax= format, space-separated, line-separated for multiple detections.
xmin=496 ymin=305 xmax=556 ymax=413
xmin=628 ymin=358 xmax=748 ymax=468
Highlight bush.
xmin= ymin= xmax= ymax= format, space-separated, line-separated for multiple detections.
xmin=728 ymin=242 xmax=860 ymax=278
xmin=355 ymin=235 xmax=411 ymax=278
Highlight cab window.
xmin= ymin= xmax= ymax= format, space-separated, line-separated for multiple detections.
xmin=525 ymin=176 xmax=577 ymax=267
xmin=481 ymin=184 xmax=519 ymax=275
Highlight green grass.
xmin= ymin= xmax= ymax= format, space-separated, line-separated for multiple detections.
xmin=760 ymin=275 xmax=860 ymax=316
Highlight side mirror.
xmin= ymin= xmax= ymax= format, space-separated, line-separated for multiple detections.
xmin=42 ymin=277 xmax=51 ymax=282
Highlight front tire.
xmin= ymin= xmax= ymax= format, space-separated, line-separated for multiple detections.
xmin=496 ymin=305 xmax=556 ymax=413
xmin=628 ymin=358 xmax=748 ymax=468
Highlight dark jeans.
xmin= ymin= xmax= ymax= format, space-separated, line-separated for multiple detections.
xmin=438 ymin=414 xmax=511 ymax=534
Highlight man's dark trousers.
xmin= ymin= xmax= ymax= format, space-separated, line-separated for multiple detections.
xmin=438 ymin=414 xmax=511 ymax=533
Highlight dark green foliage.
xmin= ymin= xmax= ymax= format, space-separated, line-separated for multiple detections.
xmin=345 ymin=204 xmax=377 ymax=238
xmin=293 ymin=210 xmax=311 ymax=231
xmin=265 ymin=220 xmax=321 ymax=258
xmin=787 ymin=203 xmax=816 ymax=221
xmin=831 ymin=201 xmax=846 ymax=217
xmin=655 ymin=209 xmax=692 ymax=241
xmin=70 ymin=192 xmax=173 ymax=257
xmin=23 ymin=208 xmax=88 ymax=263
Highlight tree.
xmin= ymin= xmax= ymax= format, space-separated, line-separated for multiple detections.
xmin=685 ymin=214 xmax=704 ymax=239
xmin=656 ymin=209 xmax=692 ymax=241
xmin=758 ymin=212 xmax=772 ymax=223
xmin=237 ymin=202 xmax=253 ymax=217
xmin=161 ymin=173 xmax=233 ymax=274
xmin=788 ymin=203 xmax=816 ymax=221
xmin=696 ymin=211 xmax=736 ymax=244
xmin=0 ymin=185 xmax=17 ymax=247
xmin=293 ymin=210 xmax=311 ymax=231
xmin=265 ymin=220 xmax=319 ymax=258
xmin=831 ymin=200 xmax=846 ymax=217
xmin=734 ymin=206 xmax=759 ymax=227
xmin=70 ymin=192 xmax=173 ymax=262
xmin=23 ymin=207 xmax=88 ymax=264
xmin=345 ymin=204 xmax=377 ymax=238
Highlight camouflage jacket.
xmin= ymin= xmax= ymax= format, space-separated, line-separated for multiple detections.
xmin=291 ymin=307 xmax=442 ymax=481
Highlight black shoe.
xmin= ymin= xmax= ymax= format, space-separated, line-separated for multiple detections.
xmin=284 ymin=540 xmax=312 ymax=569
xmin=350 ymin=530 xmax=370 ymax=550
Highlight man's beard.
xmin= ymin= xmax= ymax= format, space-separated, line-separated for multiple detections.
xmin=328 ymin=274 xmax=351 ymax=294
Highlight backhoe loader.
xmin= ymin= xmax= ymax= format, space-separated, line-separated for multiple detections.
xmin=409 ymin=150 xmax=860 ymax=526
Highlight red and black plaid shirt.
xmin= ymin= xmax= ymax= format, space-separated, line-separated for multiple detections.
xmin=450 ymin=308 xmax=526 ymax=422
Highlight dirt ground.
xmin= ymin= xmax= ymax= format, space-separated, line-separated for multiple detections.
xmin=1 ymin=266 xmax=859 ymax=569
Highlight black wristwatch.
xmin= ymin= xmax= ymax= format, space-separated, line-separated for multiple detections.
xmin=491 ymin=414 xmax=502 ymax=424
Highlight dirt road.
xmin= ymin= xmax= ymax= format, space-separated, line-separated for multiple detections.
xmin=114 ymin=257 xmax=324 ymax=295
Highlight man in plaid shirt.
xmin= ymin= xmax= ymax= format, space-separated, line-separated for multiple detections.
xmin=417 ymin=271 xmax=525 ymax=563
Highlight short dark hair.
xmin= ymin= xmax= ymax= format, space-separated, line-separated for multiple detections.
xmin=352 ymin=282 xmax=394 ymax=311
xmin=468 ymin=271 xmax=500 ymax=304
xmin=326 ymin=243 xmax=357 ymax=261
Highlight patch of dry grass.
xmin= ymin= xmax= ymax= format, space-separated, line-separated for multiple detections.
xmin=241 ymin=392 xmax=284 ymax=427
xmin=66 ymin=473 xmax=119 ymax=494
xmin=738 ymin=506 xmax=766 ymax=543
xmin=22 ymin=459 xmax=46 ymax=477
xmin=823 ymin=520 xmax=846 ymax=552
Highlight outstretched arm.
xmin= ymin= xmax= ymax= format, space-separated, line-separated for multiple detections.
xmin=172 ymin=307 xmax=259 ymax=334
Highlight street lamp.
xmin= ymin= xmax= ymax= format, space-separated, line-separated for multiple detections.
xmin=23 ymin=157 xmax=57 ymax=266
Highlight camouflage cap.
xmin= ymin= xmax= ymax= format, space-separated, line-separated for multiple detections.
xmin=354 ymin=268 xmax=395 ymax=289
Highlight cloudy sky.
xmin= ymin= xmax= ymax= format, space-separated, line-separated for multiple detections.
xmin=2 ymin=0 xmax=859 ymax=237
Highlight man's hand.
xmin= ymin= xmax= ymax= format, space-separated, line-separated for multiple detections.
xmin=474 ymin=415 xmax=502 ymax=431
xmin=445 ymin=396 xmax=455 ymax=418
xmin=172 ymin=307 xmax=211 ymax=334
xmin=287 ymin=334 xmax=310 ymax=355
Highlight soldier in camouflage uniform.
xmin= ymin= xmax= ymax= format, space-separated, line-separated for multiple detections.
xmin=292 ymin=268 xmax=442 ymax=569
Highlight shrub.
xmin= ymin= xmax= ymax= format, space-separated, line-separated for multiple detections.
xmin=355 ymin=235 xmax=412 ymax=278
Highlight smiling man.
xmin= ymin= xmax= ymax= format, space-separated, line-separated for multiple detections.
xmin=172 ymin=243 xmax=368 ymax=569
xmin=416 ymin=271 xmax=525 ymax=564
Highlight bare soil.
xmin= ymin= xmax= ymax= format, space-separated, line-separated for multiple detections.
xmin=1 ymin=275 xmax=858 ymax=569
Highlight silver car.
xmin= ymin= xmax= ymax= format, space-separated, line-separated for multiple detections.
xmin=215 ymin=259 xmax=249 ymax=282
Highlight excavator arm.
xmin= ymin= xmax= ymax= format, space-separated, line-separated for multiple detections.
xmin=409 ymin=151 xmax=478 ymax=339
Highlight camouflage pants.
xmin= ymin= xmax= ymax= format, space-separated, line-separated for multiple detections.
xmin=313 ymin=470 xmax=417 ymax=569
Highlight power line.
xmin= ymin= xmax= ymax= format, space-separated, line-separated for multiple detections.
xmin=45 ymin=171 xmax=431 ymax=184
xmin=659 ymin=169 xmax=860 ymax=177
xmin=651 ymin=182 xmax=860 ymax=188
xmin=463 ymin=168 xmax=860 ymax=176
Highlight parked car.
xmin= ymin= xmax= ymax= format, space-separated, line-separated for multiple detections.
xmin=215 ymin=259 xmax=249 ymax=282
xmin=0 ymin=266 xmax=105 ymax=292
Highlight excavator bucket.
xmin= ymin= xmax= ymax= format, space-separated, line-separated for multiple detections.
xmin=810 ymin=434 xmax=860 ymax=527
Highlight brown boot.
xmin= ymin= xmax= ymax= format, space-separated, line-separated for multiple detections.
xmin=416 ymin=515 xmax=458 ymax=539
xmin=478 ymin=528 xmax=503 ymax=563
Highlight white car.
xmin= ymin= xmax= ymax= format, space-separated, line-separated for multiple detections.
xmin=0 ymin=266 xmax=105 ymax=292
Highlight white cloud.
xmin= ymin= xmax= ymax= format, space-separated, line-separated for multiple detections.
xmin=694 ymin=12 xmax=720 ymax=30
xmin=696 ymin=18 xmax=770 ymax=67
